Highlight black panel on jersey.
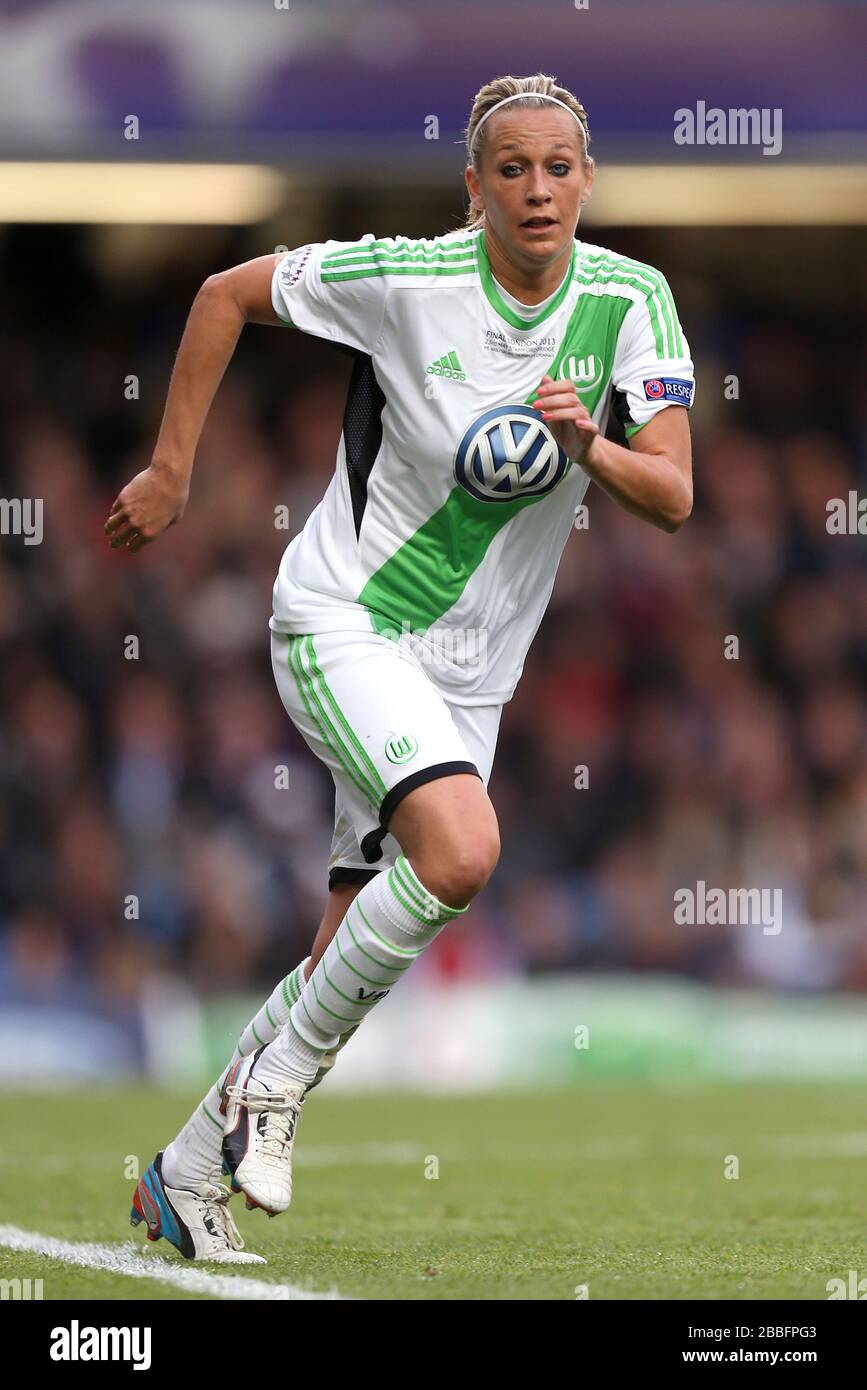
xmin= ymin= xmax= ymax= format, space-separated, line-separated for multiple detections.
xmin=611 ymin=385 xmax=635 ymax=432
xmin=338 ymin=349 xmax=386 ymax=540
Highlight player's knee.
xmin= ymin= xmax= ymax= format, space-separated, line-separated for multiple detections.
xmin=417 ymin=832 xmax=500 ymax=909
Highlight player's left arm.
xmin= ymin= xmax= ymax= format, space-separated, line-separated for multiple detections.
xmin=535 ymin=269 xmax=694 ymax=532
xmin=532 ymin=380 xmax=692 ymax=533
xmin=581 ymin=404 xmax=692 ymax=533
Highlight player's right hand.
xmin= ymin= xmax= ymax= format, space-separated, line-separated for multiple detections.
xmin=104 ymin=459 xmax=190 ymax=553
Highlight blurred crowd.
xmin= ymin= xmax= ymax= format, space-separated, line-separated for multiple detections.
xmin=1 ymin=226 xmax=866 ymax=1041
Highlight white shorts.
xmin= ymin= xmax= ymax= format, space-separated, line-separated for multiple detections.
xmin=270 ymin=628 xmax=502 ymax=891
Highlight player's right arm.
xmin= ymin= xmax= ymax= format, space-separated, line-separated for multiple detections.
xmin=106 ymin=235 xmax=393 ymax=551
xmin=104 ymin=253 xmax=284 ymax=552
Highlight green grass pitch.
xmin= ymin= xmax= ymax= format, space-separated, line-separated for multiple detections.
xmin=1 ymin=1083 xmax=865 ymax=1300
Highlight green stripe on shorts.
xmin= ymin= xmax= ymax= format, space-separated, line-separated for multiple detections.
xmin=287 ymin=635 xmax=383 ymax=810
xmin=303 ymin=636 xmax=388 ymax=801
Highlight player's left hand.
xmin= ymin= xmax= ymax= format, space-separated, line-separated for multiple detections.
xmin=531 ymin=375 xmax=599 ymax=465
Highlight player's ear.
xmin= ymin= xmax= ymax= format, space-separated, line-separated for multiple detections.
xmin=465 ymin=163 xmax=483 ymax=214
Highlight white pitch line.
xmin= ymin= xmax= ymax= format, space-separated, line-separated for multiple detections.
xmin=0 ymin=1226 xmax=347 ymax=1301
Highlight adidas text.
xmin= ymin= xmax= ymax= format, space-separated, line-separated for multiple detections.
xmin=427 ymin=365 xmax=466 ymax=381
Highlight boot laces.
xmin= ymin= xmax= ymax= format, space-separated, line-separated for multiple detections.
xmin=256 ymin=1100 xmax=301 ymax=1166
xmin=197 ymin=1168 xmax=245 ymax=1250
xmin=225 ymin=1082 xmax=303 ymax=1169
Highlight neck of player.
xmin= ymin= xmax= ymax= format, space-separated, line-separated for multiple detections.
xmin=482 ymin=228 xmax=573 ymax=306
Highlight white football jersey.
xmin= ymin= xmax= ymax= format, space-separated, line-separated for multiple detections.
xmin=269 ymin=228 xmax=694 ymax=705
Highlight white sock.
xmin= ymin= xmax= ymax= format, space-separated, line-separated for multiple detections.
xmin=162 ymin=958 xmax=308 ymax=1187
xmin=252 ymin=855 xmax=468 ymax=1090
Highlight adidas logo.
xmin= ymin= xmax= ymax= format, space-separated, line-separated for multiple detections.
xmin=426 ymin=349 xmax=467 ymax=382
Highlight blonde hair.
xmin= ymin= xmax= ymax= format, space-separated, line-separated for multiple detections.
xmin=463 ymin=74 xmax=591 ymax=231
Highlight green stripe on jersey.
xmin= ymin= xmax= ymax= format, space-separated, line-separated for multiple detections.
xmin=357 ymin=291 xmax=631 ymax=635
xmin=321 ymin=262 xmax=476 ymax=282
xmin=322 ymin=235 xmax=480 ymax=263
xmin=322 ymin=247 xmax=478 ymax=269
xmin=360 ymin=482 xmax=550 ymax=638
xmin=551 ymin=290 xmax=634 ymax=414
xmin=321 ymin=234 xmax=480 ymax=283
xmin=575 ymin=250 xmax=683 ymax=358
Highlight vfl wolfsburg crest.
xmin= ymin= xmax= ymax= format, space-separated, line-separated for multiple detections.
xmin=454 ymin=405 xmax=568 ymax=504
xmin=558 ymin=353 xmax=604 ymax=393
xmin=385 ymin=733 xmax=418 ymax=764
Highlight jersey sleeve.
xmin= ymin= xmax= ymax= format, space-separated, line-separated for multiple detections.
xmin=610 ymin=271 xmax=695 ymax=438
xmin=271 ymin=234 xmax=397 ymax=354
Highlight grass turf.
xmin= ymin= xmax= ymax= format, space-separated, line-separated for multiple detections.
xmin=1 ymin=1082 xmax=865 ymax=1300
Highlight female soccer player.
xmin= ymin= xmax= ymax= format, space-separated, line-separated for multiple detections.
xmin=110 ymin=73 xmax=694 ymax=1262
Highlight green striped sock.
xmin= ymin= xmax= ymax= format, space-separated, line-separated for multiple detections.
xmin=162 ymin=960 xmax=308 ymax=1187
xmin=253 ymin=857 xmax=468 ymax=1089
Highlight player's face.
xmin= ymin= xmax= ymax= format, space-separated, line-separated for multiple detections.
xmin=466 ymin=108 xmax=592 ymax=266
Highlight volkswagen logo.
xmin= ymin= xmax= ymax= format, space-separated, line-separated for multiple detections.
xmin=453 ymin=406 xmax=568 ymax=503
